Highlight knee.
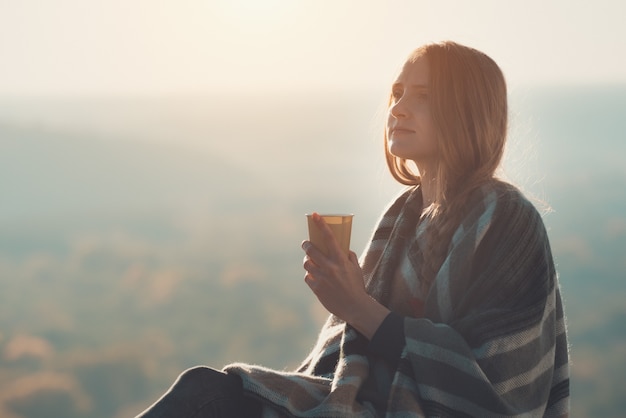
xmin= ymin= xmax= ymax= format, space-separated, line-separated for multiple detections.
xmin=178 ymin=366 xmax=216 ymax=386
xmin=176 ymin=366 xmax=241 ymax=392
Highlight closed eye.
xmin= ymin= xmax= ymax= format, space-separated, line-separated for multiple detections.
xmin=392 ymin=91 xmax=403 ymax=101
xmin=410 ymin=85 xmax=429 ymax=100
xmin=391 ymin=83 xmax=404 ymax=101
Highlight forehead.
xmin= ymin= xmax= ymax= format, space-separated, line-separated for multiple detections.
xmin=393 ymin=55 xmax=430 ymax=87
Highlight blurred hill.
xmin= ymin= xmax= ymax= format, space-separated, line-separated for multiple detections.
xmin=0 ymin=87 xmax=625 ymax=417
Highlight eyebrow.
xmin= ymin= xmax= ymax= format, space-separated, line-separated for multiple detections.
xmin=392 ymin=82 xmax=429 ymax=90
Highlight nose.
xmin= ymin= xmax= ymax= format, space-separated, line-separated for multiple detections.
xmin=389 ymin=98 xmax=407 ymax=119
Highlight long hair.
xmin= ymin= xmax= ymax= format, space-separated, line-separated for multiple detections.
xmin=385 ymin=41 xmax=508 ymax=285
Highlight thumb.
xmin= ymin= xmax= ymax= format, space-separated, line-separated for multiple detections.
xmin=348 ymin=251 xmax=359 ymax=264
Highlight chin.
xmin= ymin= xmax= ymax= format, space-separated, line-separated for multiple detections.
xmin=388 ymin=143 xmax=415 ymax=161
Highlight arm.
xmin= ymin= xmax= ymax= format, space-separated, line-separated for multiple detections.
xmin=301 ymin=212 xmax=390 ymax=340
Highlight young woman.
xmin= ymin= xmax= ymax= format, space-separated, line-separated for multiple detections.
xmin=136 ymin=41 xmax=570 ymax=417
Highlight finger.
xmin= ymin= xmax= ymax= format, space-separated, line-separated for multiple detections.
xmin=312 ymin=213 xmax=344 ymax=258
xmin=301 ymin=239 xmax=328 ymax=266
xmin=304 ymin=273 xmax=319 ymax=291
xmin=348 ymin=251 xmax=359 ymax=264
xmin=302 ymin=257 xmax=322 ymax=275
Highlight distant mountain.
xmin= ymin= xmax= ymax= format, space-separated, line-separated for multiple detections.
xmin=0 ymin=123 xmax=267 ymax=222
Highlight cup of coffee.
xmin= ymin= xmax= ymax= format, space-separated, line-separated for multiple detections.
xmin=306 ymin=214 xmax=353 ymax=256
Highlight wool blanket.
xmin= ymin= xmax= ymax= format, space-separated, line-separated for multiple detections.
xmin=225 ymin=180 xmax=570 ymax=417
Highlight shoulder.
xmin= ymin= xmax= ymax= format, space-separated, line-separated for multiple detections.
xmin=454 ymin=180 xmax=543 ymax=238
xmin=471 ymin=181 xmax=553 ymax=263
xmin=481 ymin=180 xmax=545 ymax=228
xmin=470 ymin=181 xmax=557 ymax=309
xmin=455 ymin=180 xmax=551 ymax=257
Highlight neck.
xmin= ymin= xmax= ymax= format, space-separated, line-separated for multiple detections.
xmin=418 ymin=167 xmax=437 ymax=209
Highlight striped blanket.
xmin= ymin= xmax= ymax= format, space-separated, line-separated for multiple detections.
xmin=224 ymin=180 xmax=570 ymax=417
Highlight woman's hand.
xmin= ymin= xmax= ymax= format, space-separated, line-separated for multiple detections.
xmin=302 ymin=213 xmax=389 ymax=339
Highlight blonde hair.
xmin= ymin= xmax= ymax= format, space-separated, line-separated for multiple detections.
xmin=385 ymin=41 xmax=508 ymax=284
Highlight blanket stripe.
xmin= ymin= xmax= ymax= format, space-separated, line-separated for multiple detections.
xmin=225 ymin=180 xmax=570 ymax=417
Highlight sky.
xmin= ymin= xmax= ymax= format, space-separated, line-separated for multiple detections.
xmin=1 ymin=0 xmax=625 ymax=97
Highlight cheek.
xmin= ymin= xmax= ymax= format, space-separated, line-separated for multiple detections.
xmin=419 ymin=116 xmax=438 ymax=146
xmin=426 ymin=126 xmax=438 ymax=147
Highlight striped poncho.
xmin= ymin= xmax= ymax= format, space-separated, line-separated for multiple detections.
xmin=225 ymin=180 xmax=570 ymax=417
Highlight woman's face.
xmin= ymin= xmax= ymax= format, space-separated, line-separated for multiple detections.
xmin=386 ymin=55 xmax=438 ymax=172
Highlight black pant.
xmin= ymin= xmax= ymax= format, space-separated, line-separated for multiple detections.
xmin=135 ymin=366 xmax=262 ymax=418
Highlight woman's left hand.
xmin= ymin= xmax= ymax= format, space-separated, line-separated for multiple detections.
xmin=302 ymin=213 xmax=389 ymax=338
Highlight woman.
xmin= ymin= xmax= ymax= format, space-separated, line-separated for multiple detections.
xmin=136 ymin=41 xmax=570 ymax=417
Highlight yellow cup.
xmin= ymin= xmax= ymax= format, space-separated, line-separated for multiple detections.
xmin=306 ymin=214 xmax=353 ymax=256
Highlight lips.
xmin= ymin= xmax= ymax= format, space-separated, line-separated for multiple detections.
xmin=391 ymin=127 xmax=415 ymax=135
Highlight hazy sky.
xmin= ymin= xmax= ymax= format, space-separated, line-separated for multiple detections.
xmin=1 ymin=0 xmax=625 ymax=97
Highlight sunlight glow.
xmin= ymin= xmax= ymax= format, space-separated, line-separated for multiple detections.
xmin=214 ymin=0 xmax=300 ymax=29
xmin=0 ymin=0 xmax=624 ymax=96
